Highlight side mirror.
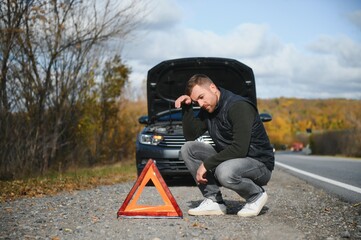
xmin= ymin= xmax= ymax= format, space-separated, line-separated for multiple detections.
xmin=259 ymin=113 xmax=272 ymax=122
xmin=138 ymin=116 xmax=149 ymax=124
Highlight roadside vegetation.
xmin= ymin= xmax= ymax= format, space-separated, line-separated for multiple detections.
xmin=0 ymin=160 xmax=136 ymax=202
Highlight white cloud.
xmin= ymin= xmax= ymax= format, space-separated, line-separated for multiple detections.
xmin=122 ymin=1 xmax=361 ymax=100
xmin=138 ymin=0 xmax=182 ymax=30
xmin=308 ymin=35 xmax=361 ymax=67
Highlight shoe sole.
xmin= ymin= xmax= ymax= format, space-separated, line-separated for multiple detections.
xmin=237 ymin=193 xmax=268 ymax=217
xmin=188 ymin=209 xmax=226 ymax=216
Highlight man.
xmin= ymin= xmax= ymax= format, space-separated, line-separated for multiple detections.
xmin=175 ymin=74 xmax=274 ymax=217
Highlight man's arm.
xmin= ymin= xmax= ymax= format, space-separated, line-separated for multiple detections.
xmin=181 ymin=104 xmax=207 ymax=140
xmin=204 ymin=101 xmax=256 ymax=170
xmin=175 ymin=95 xmax=207 ymax=141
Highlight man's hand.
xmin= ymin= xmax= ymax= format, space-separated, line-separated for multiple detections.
xmin=196 ymin=163 xmax=208 ymax=184
xmin=175 ymin=95 xmax=192 ymax=108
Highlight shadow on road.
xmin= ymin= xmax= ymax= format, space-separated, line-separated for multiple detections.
xmin=163 ymin=175 xmax=197 ymax=186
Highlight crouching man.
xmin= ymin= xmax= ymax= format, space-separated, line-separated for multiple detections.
xmin=175 ymin=74 xmax=274 ymax=217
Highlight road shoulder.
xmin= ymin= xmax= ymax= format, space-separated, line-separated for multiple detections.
xmin=0 ymin=167 xmax=360 ymax=239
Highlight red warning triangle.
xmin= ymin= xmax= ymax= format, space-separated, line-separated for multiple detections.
xmin=117 ymin=159 xmax=183 ymax=218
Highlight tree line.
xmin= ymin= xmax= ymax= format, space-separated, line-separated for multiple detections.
xmin=0 ymin=0 xmax=146 ymax=179
xmin=258 ymin=98 xmax=361 ymax=157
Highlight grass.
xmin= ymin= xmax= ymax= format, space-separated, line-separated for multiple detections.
xmin=0 ymin=160 xmax=137 ymax=202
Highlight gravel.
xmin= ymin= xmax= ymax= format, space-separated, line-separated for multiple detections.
xmin=1 ymin=167 xmax=360 ymax=240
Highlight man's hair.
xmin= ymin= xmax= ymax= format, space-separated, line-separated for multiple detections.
xmin=185 ymin=74 xmax=213 ymax=96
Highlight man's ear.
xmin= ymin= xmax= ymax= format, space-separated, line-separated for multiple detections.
xmin=209 ymin=83 xmax=217 ymax=92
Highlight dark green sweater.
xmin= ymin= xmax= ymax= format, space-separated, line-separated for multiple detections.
xmin=182 ymin=101 xmax=257 ymax=170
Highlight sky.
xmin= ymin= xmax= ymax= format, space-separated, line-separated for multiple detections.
xmin=121 ymin=0 xmax=361 ymax=100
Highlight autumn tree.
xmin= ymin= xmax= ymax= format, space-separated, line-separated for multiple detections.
xmin=76 ymin=55 xmax=131 ymax=165
xmin=0 ymin=0 xmax=145 ymax=178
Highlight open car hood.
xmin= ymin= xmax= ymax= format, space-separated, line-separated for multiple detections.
xmin=146 ymin=57 xmax=257 ymax=121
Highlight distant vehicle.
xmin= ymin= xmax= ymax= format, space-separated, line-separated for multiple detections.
xmin=302 ymin=144 xmax=312 ymax=155
xmin=135 ymin=57 xmax=272 ymax=178
xmin=291 ymin=142 xmax=304 ymax=151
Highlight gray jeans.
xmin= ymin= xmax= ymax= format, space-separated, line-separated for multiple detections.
xmin=181 ymin=141 xmax=272 ymax=202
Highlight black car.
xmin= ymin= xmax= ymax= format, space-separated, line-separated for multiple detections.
xmin=136 ymin=57 xmax=271 ymax=177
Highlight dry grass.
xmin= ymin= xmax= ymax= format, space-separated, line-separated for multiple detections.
xmin=0 ymin=161 xmax=137 ymax=202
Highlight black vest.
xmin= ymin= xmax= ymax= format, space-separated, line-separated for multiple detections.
xmin=202 ymin=88 xmax=274 ymax=171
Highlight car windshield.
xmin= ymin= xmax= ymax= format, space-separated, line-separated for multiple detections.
xmin=156 ymin=108 xmax=200 ymax=122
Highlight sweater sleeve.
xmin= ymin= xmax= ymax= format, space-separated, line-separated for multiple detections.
xmin=182 ymin=104 xmax=207 ymax=140
xmin=204 ymin=101 xmax=257 ymax=170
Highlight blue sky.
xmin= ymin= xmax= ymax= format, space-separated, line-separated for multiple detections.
xmin=122 ymin=0 xmax=361 ymax=99
xmin=180 ymin=1 xmax=360 ymax=41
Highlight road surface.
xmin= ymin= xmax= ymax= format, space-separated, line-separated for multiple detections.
xmin=275 ymin=152 xmax=361 ymax=203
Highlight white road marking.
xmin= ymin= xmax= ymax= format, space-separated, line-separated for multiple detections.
xmin=276 ymin=162 xmax=361 ymax=194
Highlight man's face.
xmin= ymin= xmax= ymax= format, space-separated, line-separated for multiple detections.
xmin=190 ymin=84 xmax=218 ymax=113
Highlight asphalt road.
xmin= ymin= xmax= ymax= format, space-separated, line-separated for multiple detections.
xmin=275 ymin=152 xmax=361 ymax=203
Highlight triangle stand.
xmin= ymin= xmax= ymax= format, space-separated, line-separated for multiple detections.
xmin=117 ymin=159 xmax=183 ymax=218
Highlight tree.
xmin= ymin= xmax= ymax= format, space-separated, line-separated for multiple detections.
xmin=78 ymin=55 xmax=131 ymax=165
xmin=0 ymin=0 xmax=145 ymax=178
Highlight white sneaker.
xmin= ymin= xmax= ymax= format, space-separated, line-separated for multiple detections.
xmin=188 ymin=198 xmax=227 ymax=216
xmin=237 ymin=192 xmax=268 ymax=217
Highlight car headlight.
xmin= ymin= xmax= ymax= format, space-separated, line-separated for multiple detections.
xmin=139 ymin=134 xmax=164 ymax=145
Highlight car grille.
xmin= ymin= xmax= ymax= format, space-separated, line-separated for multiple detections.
xmin=138 ymin=158 xmax=190 ymax=175
xmin=158 ymin=135 xmax=214 ymax=148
